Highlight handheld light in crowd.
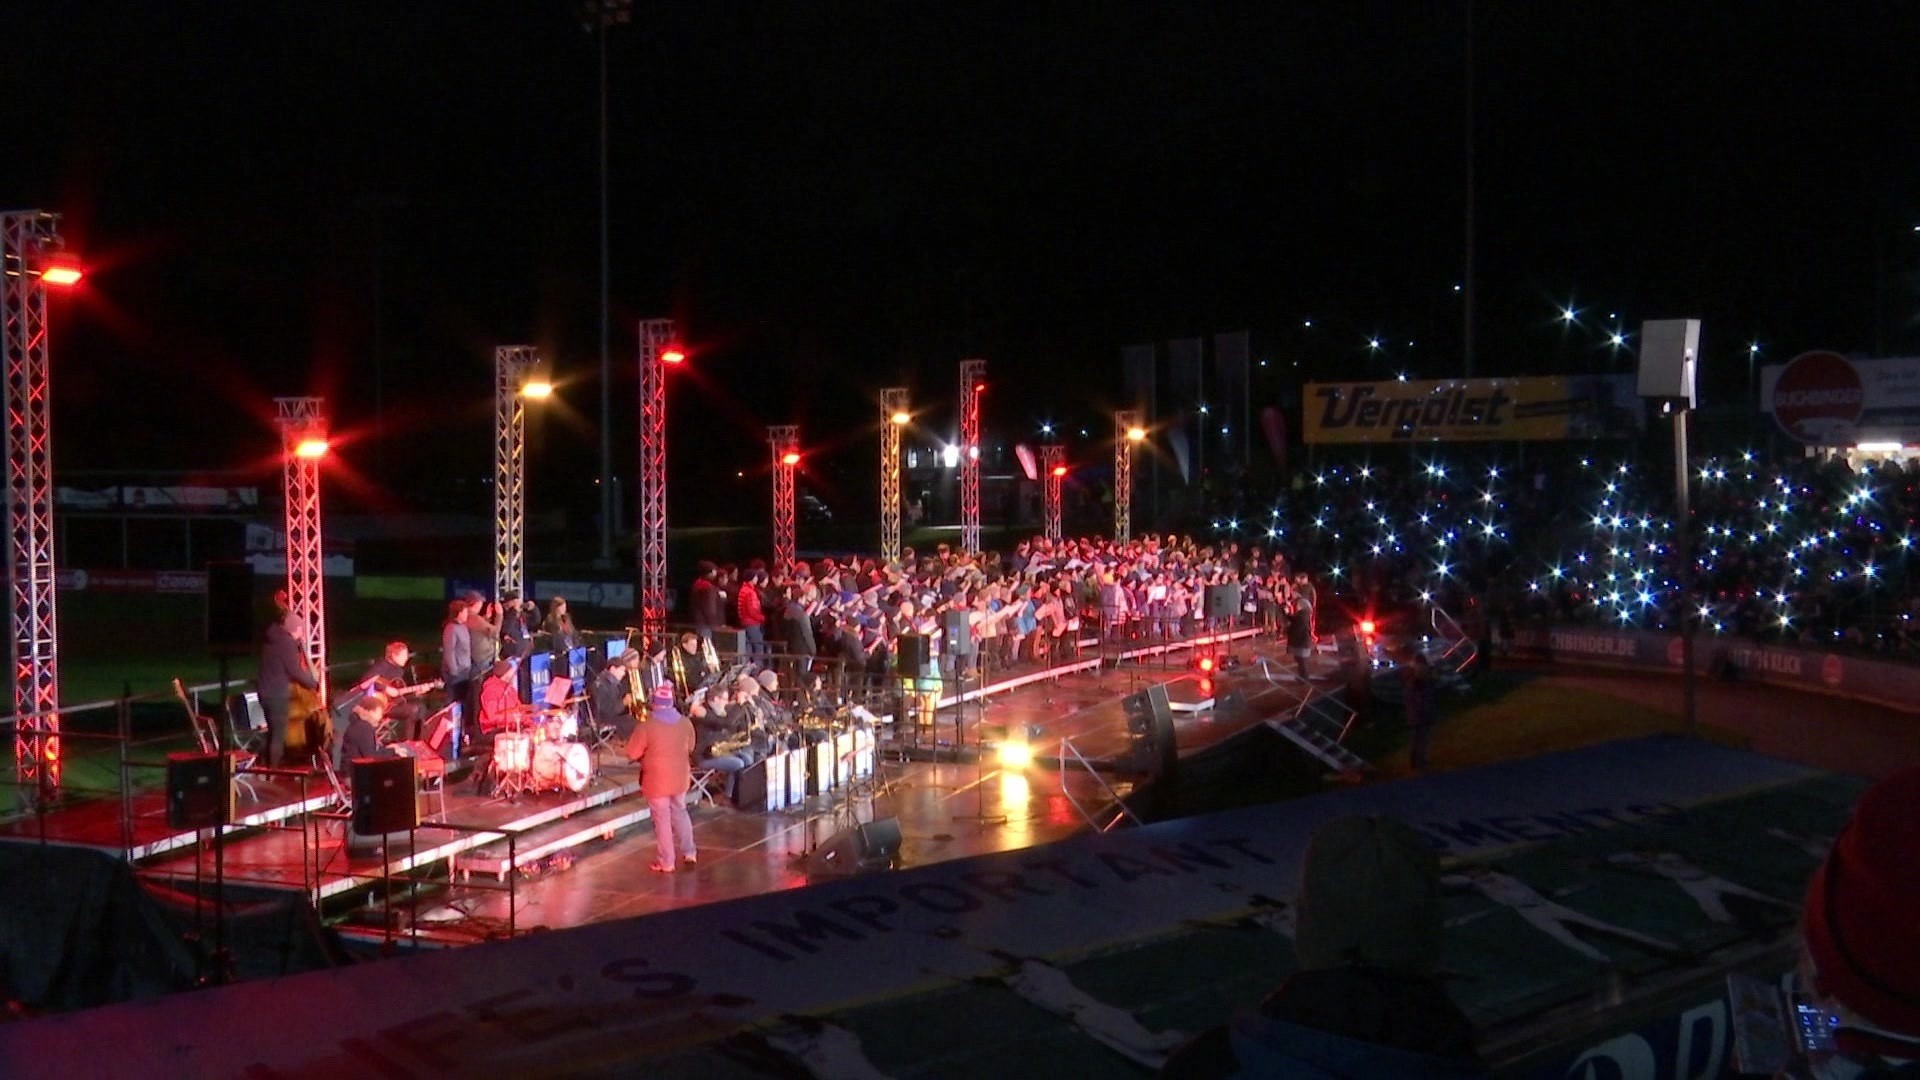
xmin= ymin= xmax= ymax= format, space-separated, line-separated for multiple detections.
xmin=293 ymin=438 xmax=330 ymax=460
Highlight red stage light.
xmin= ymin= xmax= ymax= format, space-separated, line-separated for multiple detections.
xmin=781 ymin=451 xmax=800 ymax=466
xmin=1198 ymin=656 xmax=1215 ymax=672
xmin=1051 ymin=465 xmax=1067 ymax=477
xmin=39 ymin=261 xmax=83 ymax=287
xmin=974 ymin=383 xmax=986 ymax=392
xmin=293 ymin=438 xmax=330 ymax=460
xmin=661 ymin=347 xmax=687 ymax=364
xmin=1359 ymin=619 xmax=1376 ymax=636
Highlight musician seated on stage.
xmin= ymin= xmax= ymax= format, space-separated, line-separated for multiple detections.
xmin=339 ymin=641 xmax=429 ymax=740
xmin=670 ymin=630 xmax=715 ymax=698
xmin=335 ymin=694 xmax=400 ymax=770
xmin=731 ymin=673 xmax=795 ymax=754
xmin=476 ymin=658 xmax=523 ymax=740
xmin=590 ymin=650 xmax=641 ymax=740
xmin=688 ymin=687 xmax=752 ymax=799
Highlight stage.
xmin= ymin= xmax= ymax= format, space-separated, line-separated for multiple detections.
xmin=1 ymin=625 xmax=1324 ymax=952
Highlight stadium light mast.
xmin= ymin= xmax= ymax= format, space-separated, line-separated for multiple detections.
xmin=493 ymin=345 xmax=543 ymax=602
xmin=2 ymin=210 xmax=75 ymax=804
xmin=958 ymin=359 xmax=985 ymax=555
xmin=880 ymin=388 xmax=909 ymax=562
xmin=583 ymin=0 xmax=633 ymax=568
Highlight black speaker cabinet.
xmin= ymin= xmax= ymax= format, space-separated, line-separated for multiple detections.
xmin=205 ymin=560 xmax=256 ymax=656
xmin=710 ymin=627 xmax=746 ymax=657
xmin=1206 ymin=583 xmax=1242 ymax=621
xmin=941 ymin=610 xmax=973 ymax=655
xmin=805 ymin=816 xmax=903 ymax=877
xmin=895 ymin=633 xmax=930 ymax=676
xmin=351 ymin=756 xmax=419 ymax=834
xmin=858 ymin=817 xmax=903 ymax=863
xmin=167 ymin=751 xmax=235 ymax=829
xmin=1123 ymin=683 xmax=1173 ymax=736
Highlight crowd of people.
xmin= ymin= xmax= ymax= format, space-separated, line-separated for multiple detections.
xmin=680 ymin=535 xmax=1326 ymax=689
xmin=1227 ymin=448 xmax=1920 ymax=658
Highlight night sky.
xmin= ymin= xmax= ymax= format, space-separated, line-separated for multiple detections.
xmin=9 ymin=3 xmax=1920 ymax=519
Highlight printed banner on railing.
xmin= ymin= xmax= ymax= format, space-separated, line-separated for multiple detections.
xmin=1303 ymin=374 xmax=1644 ymax=443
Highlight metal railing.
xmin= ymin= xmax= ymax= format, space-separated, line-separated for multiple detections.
xmin=1055 ymin=736 xmax=1142 ymax=833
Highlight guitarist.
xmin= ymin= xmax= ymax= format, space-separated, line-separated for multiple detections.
xmin=333 ymin=642 xmax=435 ymax=741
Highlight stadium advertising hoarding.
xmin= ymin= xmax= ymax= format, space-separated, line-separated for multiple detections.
xmin=1760 ymin=350 xmax=1920 ymax=445
xmin=1303 ymin=374 xmax=1644 ymax=444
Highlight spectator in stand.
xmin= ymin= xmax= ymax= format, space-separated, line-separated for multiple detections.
xmin=689 ymin=560 xmax=726 ymax=646
xmin=737 ymin=564 xmax=769 ymax=662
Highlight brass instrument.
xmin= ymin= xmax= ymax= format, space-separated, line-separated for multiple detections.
xmin=709 ymin=733 xmax=752 ymax=758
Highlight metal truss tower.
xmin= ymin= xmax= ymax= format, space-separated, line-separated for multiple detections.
xmin=3 ymin=211 xmax=64 ymax=800
xmin=492 ymin=345 xmax=539 ymax=602
xmin=636 ymin=318 xmax=676 ymax=649
xmin=1114 ymin=410 xmax=1139 ymax=545
xmin=768 ymin=425 xmax=799 ymax=574
xmin=1040 ymin=444 xmax=1065 ymax=543
xmin=879 ymin=388 xmax=908 ymax=563
xmin=958 ymin=359 xmax=985 ymax=555
xmin=275 ymin=398 xmax=330 ymax=698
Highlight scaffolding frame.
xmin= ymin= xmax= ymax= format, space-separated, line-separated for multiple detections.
xmin=958 ymin=359 xmax=985 ymax=555
xmin=492 ymin=345 xmax=539 ymax=602
xmin=879 ymin=387 xmax=908 ymax=563
xmin=768 ymin=425 xmax=799 ymax=573
xmin=1114 ymin=410 xmax=1138 ymax=544
xmin=2 ymin=211 xmax=63 ymax=799
xmin=636 ymin=318 xmax=676 ymax=649
xmin=1040 ymin=444 xmax=1065 ymax=542
xmin=275 ymin=398 xmax=329 ymax=699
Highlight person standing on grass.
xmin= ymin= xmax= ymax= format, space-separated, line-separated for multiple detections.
xmin=627 ymin=683 xmax=697 ymax=873
xmin=1405 ymin=650 xmax=1437 ymax=772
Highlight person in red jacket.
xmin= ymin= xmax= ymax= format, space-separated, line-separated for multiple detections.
xmin=737 ymin=565 xmax=769 ymax=663
xmin=627 ymin=683 xmax=697 ymax=872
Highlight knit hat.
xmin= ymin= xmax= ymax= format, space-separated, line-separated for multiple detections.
xmin=1293 ymin=815 xmax=1443 ymax=975
xmin=1802 ymin=765 xmax=1920 ymax=1037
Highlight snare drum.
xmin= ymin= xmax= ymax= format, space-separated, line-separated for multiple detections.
xmin=494 ymin=731 xmax=534 ymax=774
xmin=533 ymin=741 xmax=591 ymax=792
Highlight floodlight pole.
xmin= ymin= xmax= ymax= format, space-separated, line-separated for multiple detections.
xmin=958 ymin=360 xmax=985 ymax=555
xmin=275 ymin=398 xmax=329 ymax=700
xmin=1040 ymin=445 xmax=1065 ymax=542
xmin=493 ymin=346 xmax=539 ymax=601
xmin=1671 ymin=403 xmax=1696 ymax=737
xmin=2 ymin=210 xmax=65 ymax=803
xmin=636 ymin=318 xmax=675 ymax=649
xmin=880 ymin=387 xmax=908 ymax=563
xmin=768 ymin=425 xmax=799 ymax=574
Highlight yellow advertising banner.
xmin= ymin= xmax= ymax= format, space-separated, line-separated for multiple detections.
xmin=1302 ymin=375 xmax=1644 ymax=443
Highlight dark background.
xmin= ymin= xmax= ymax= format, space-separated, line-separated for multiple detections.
xmin=7 ymin=3 xmax=1919 ymax=526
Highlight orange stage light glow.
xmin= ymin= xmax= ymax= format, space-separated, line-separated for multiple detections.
xmin=294 ymin=438 xmax=330 ymax=460
xmin=1051 ymin=465 xmax=1068 ymax=477
xmin=40 ymin=263 xmax=83 ymax=287
xmin=661 ymin=348 xmax=687 ymax=364
xmin=890 ymin=410 xmax=911 ymax=425
xmin=1359 ymin=619 xmax=1376 ymax=636
xmin=781 ymin=451 xmax=801 ymax=466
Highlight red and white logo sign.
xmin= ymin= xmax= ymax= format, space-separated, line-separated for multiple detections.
xmin=1772 ymin=351 xmax=1864 ymax=443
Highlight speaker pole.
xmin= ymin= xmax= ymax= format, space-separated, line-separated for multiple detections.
xmin=211 ymin=653 xmax=232 ymax=985
xmin=380 ymin=832 xmax=395 ymax=956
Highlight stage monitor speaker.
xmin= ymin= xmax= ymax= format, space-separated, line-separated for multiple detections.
xmin=1123 ymin=683 xmax=1173 ymax=735
xmin=351 ymin=757 xmax=419 ymax=835
xmin=804 ymin=816 xmax=902 ymax=877
xmin=710 ymin=627 xmax=746 ymax=657
xmin=206 ymin=560 xmax=255 ymax=656
xmin=1206 ymin=583 xmax=1242 ymax=622
xmin=895 ymin=633 xmax=930 ymax=676
xmin=167 ymin=752 xmax=235 ymax=829
xmin=941 ymin=610 xmax=974 ymax=655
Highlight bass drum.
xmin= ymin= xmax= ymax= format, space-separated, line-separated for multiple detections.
xmin=533 ymin=741 xmax=591 ymax=792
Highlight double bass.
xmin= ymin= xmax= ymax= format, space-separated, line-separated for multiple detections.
xmin=283 ymin=682 xmax=334 ymax=767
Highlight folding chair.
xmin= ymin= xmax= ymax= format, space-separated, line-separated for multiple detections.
xmin=688 ymin=768 xmax=721 ymax=808
xmin=173 ymin=680 xmax=263 ymax=804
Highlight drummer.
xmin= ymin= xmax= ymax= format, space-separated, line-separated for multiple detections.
xmin=476 ymin=658 xmax=524 ymax=739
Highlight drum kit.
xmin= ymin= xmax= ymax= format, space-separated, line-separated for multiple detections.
xmin=492 ymin=708 xmax=592 ymax=799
